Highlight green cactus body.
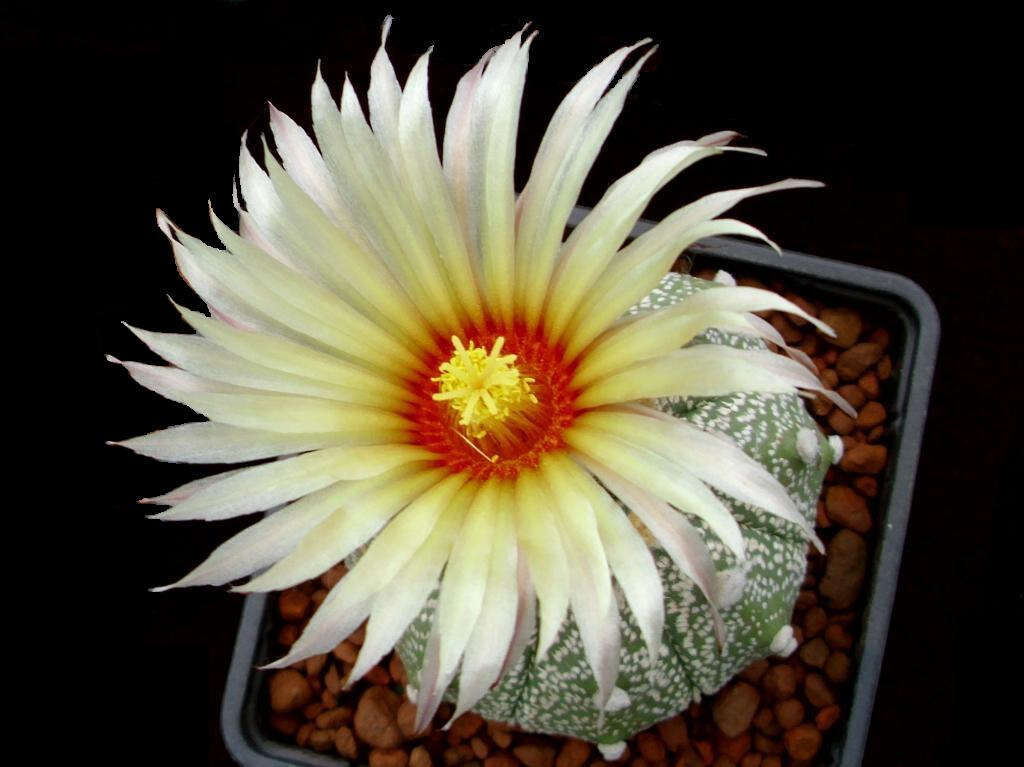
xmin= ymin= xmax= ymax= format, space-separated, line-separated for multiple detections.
xmin=394 ymin=272 xmax=835 ymax=744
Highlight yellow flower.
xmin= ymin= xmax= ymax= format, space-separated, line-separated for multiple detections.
xmin=111 ymin=20 xmax=852 ymax=728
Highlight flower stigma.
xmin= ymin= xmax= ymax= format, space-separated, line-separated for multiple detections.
xmin=432 ymin=336 xmax=538 ymax=446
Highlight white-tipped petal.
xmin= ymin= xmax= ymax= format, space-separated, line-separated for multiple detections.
xmin=348 ymin=481 xmax=477 ymax=687
xmin=516 ymin=42 xmax=654 ymax=327
xmin=399 ymin=49 xmax=485 ymax=327
xmin=450 ymin=485 xmax=519 ymax=721
xmin=575 ymin=465 xmax=665 ymax=667
xmin=543 ymin=142 xmax=721 ymax=341
xmin=112 ymin=422 xmax=388 ymax=464
xmin=582 ymin=407 xmax=822 ymax=552
xmin=238 ymin=466 xmax=447 ymax=591
xmin=151 ymin=445 xmax=430 ymax=521
xmin=580 ymin=455 xmax=726 ymax=646
xmin=577 ymin=345 xmax=854 ymax=418
xmin=565 ymin=423 xmax=745 ymax=560
xmin=154 ymin=468 xmax=411 ymax=590
xmin=563 ymin=219 xmax=781 ymax=360
xmin=514 ymin=469 xmax=571 ymax=660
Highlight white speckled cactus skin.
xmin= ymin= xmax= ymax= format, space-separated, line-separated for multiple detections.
xmin=394 ymin=272 xmax=835 ymax=744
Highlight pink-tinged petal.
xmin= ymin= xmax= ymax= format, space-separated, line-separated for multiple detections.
xmin=579 ymin=455 xmax=726 ymax=647
xmin=515 ymin=41 xmax=653 ymax=325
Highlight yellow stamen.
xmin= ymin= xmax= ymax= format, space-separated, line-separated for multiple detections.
xmin=432 ymin=336 xmax=538 ymax=441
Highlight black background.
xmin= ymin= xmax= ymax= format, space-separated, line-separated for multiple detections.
xmin=8 ymin=2 xmax=1019 ymax=764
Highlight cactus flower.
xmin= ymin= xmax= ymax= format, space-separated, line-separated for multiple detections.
xmin=111 ymin=19 xmax=853 ymax=742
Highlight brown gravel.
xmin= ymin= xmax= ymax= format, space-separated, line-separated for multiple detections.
xmin=269 ymin=669 xmax=312 ymax=713
xmin=819 ymin=530 xmax=868 ymax=610
xmin=259 ymin=273 xmax=898 ymax=767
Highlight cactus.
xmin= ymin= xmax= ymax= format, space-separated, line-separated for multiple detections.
xmin=393 ymin=272 xmax=836 ymax=744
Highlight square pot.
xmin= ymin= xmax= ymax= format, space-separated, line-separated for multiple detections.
xmin=220 ymin=207 xmax=940 ymax=766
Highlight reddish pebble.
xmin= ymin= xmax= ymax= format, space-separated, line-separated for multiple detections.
xmin=448 ymin=712 xmax=485 ymax=744
xmin=773 ymin=698 xmax=805 ymax=730
xmin=826 ymin=409 xmax=855 ymax=435
xmin=740 ymin=755 xmax=763 ymax=767
xmin=489 ymin=726 xmax=513 ymax=749
xmin=857 ymin=372 xmax=880 ymax=398
xmin=371 ymin=749 xmax=410 ymax=767
xmin=349 ymin=624 xmax=367 ymax=646
xmin=443 ymin=745 xmax=474 ymax=766
xmin=770 ymin=313 xmax=803 ymax=344
xmin=365 ymin=665 xmax=391 ymax=686
xmin=296 ymin=722 xmax=314 ymax=748
xmin=513 ymin=744 xmax=556 ymax=767
xmin=825 ymin=651 xmax=852 ymax=683
xmin=334 ymin=726 xmax=358 ymax=759
xmin=716 ymin=731 xmax=751 ymax=761
xmin=324 ymin=663 xmax=343 ymax=695
xmin=305 ymin=653 xmax=328 ymax=677
xmin=693 ymin=740 xmax=713 ymax=764
xmin=762 ymin=665 xmax=797 ymax=701
xmin=761 ymin=758 xmax=782 ymax=767
xmin=738 ymin=660 xmax=770 ymax=684
xmin=269 ymin=670 xmax=313 ymax=713
xmin=470 ymin=737 xmax=490 ymax=760
xmin=798 ymin=637 xmax=830 ymax=668
xmin=856 ymin=401 xmax=886 ymax=428
xmin=804 ymin=674 xmax=836 ymax=708
xmin=752 ymin=733 xmax=783 ymax=755
xmin=815 ymin=705 xmax=841 ymax=731
xmin=557 ymin=738 xmax=591 ymax=767
xmin=309 ymin=728 xmax=336 ymax=753
xmin=752 ymin=708 xmax=780 ymax=737
xmin=398 ymin=701 xmax=421 ymax=739
xmin=278 ymin=588 xmax=310 ymax=622
xmin=316 ymin=707 xmax=351 ymax=729
xmin=278 ymin=623 xmax=299 ymax=647
xmin=837 ymin=384 xmax=866 ymax=409
xmin=825 ymin=623 xmax=854 ymax=650
xmin=637 ymin=733 xmax=666 ymax=763
xmin=354 ymin=686 xmax=403 ymax=748
xmin=321 ymin=563 xmax=347 ymax=589
xmin=825 ymin=485 xmax=872 ymax=532
xmin=411 ymin=746 xmax=434 ymax=767
xmin=712 ymin=682 xmax=761 ymax=737
xmin=811 ymin=392 xmax=833 ymax=416
xmin=802 ymin=607 xmax=828 ymax=638
xmin=389 ymin=653 xmax=407 ymax=685
xmin=818 ymin=308 xmax=861 ymax=348
xmin=877 ymin=355 xmax=893 ymax=380
xmin=270 ymin=713 xmax=300 ymax=736
xmin=333 ymin=640 xmax=358 ymax=664
xmin=783 ymin=725 xmax=822 ymax=760
xmin=853 ymin=476 xmax=878 ymax=497
xmin=836 ymin=342 xmax=883 ymax=381
xmin=484 ymin=755 xmax=517 ymax=767
xmin=819 ymin=530 xmax=868 ymax=609
xmin=656 ymin=715 xmax=690 ymax=751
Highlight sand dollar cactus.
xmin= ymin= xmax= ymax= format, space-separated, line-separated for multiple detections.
xmin=110 ymin=20 xmax=852 ymax=747
xmin=394 ymin=272 xmax=839 ymax=744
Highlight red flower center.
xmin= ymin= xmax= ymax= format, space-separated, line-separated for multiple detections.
xmin=409 ymin=324 xmax=578 ymax=479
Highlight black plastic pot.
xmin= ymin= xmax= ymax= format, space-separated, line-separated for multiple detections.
xmin=221 ymin=208 xmax=940 ymax=766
